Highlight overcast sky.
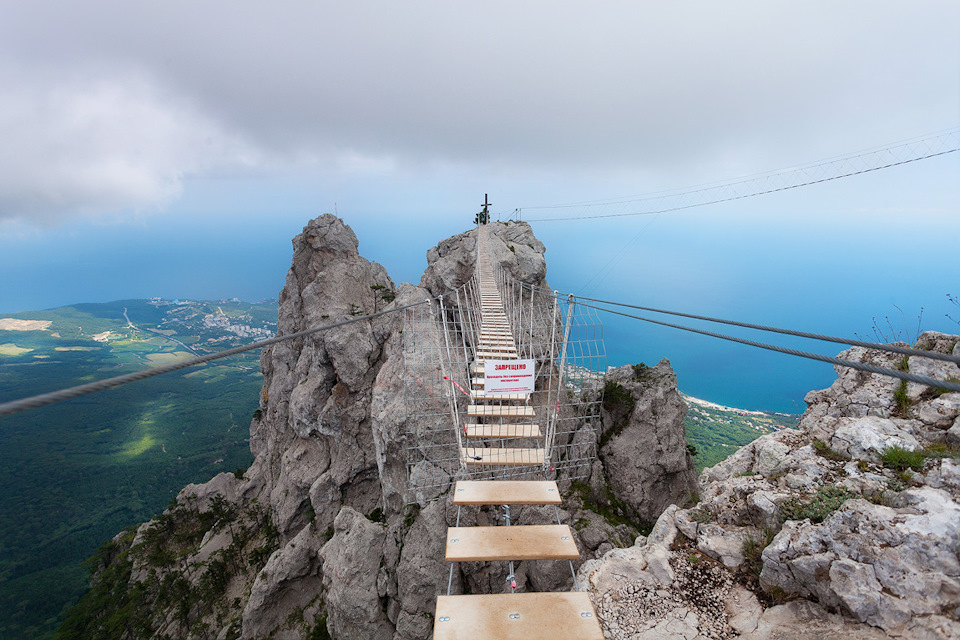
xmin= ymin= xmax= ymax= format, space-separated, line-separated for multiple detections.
xmin=1 ymin=2 xmax=958 ymax=410
xmin=0 ymin=1 xmax=957 ymax=228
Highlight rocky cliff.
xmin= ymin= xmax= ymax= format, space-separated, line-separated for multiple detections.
xmin=59 ymin=215 xmax=697 ymax=640
xmin=580 ymin=333 xmax=960 ymax=639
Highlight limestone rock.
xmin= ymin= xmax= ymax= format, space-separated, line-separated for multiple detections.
xmin=393 ymin=501 xmax=453 ymax=640
xmin=598 ymin=361 xmax=698 ymax=525
xmin=741 ymin=600 xmax=893 ymax=639
xmin=242 ymin=526 xmax=324 ymax=639
xmin=829 ymin=415 xmax=920 ymax=459
xmin=319 ymin=507 xmax=394 ymax=640
xmin=696 ymin=523 xmax=746 ymax=568
xmin=760 ymin=490 xmax=960 ymax=631
xmin=725 ymin=584 xmax=763 ymax=635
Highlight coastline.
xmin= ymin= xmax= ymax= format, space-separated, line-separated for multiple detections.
xmin=679 ymin=391 xmax=796 ymax=417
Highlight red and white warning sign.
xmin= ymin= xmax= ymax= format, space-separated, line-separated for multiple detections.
xmin=483 ymin=359 xmax=535 ymax=394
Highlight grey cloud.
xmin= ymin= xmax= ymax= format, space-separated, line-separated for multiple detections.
xmin=0 ymin=1 xmax=956 ymax=223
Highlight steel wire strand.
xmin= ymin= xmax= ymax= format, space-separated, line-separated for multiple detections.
xmin=571 ymin=295 xmax=960 ymax=365
xmin=0 ymin=299 xmax=435 ymax=418
xmin=576 ymin=301 xmax=960 ymax=393
xmin=521 ymin=131 xmax=959 ymax=222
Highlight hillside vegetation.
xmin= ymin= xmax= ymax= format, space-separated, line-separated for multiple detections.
xmin=682 ymin=394 xmax=800 ymax=471
xmin=0 ymin=298 xmax=274 ymax=639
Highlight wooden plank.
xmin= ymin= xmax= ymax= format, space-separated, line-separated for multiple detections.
xmin=461 ymin=447 xmax=545 ymax=466
xmin=433 ymin=592 xmax=603 ymax=640
xmin=444 ymin=524 xmax=578 ymax=561
xmin=469 ymin=391 xmax=530 ymax=401
xmin=464 ymin=423 xmax=542 ymax=438
xmin=453 ymin=480 xmax=558 ymax=505
xmin=468 ymin=404 xmax=535 ymax=417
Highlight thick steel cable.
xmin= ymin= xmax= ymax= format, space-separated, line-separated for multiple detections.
xmin=577 ymin=301 xmax=960 ymax=393
xmin=572 ymin=295 xmax=960 ymax=366
xmin=0 ymin=299 xmax=435 ymax=418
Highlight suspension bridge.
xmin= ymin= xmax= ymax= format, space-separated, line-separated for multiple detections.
xmin=404 ymin=224 xmax=605 ymax=638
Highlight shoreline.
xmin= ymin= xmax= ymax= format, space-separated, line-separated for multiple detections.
xmin=679 ymin=392 xmax=797 ymax=417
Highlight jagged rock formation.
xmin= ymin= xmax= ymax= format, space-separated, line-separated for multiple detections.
xmin=60 ymin=215 xmax=697 ymax=640
xmin=581 ymin=332 xmax=960 ymax=639
xmin=598 ymin=362 xmax=699 ymax=525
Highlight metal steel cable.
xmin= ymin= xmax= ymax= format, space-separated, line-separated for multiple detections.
xmin=522 ymin=128 xmax=960 ymax=212
xmin=519 ymin=129 xmax=959 ymax=222
xmin=571 ymin=295 xmax=960 ymax=365
xmin=0 ymin=299 xmax=435 ymax=418
xmin=576 ymin=301 xmax=960 ymax=393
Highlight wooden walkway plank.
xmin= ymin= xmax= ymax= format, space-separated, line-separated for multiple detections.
xmin=469 ymin=391 xmax=529 ymax=401
xmin=445 ymin=524 xmax=578 ymax=561
xmin=461 ymin=447 xmax=544 ymax=466
xmin=467 ymin=404 xmax=535 ymax=417
xmin=463 ymin=423 xmax=542 ymax=438
xmin=433 ymin=592 xmax=603 ymax=640
xmin=453 ymin=480 xmax=560 ymax=504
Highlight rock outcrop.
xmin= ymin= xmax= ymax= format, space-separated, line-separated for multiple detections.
xmin=581 ymin=332 xmax=960 ymax=639
xmin=597 ymin=362 xmax=698 ymax=525
xmin=71 ymin=213 xmax=958 ymax=639
xmin=62 ymin=215 xmax=699 ymax=640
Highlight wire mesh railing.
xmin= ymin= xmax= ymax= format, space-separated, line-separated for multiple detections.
xmin=401 ymin=231 xmax=606 ymax=502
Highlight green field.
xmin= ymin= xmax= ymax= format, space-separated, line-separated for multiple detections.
xmin=683 ymin=394 xmax=800 ymax=471
xmin=0 ymin=299 xmax=275 ymax=639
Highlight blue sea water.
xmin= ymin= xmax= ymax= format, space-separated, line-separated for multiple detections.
xmin=2 ymin=183 xmax=958 ymax=415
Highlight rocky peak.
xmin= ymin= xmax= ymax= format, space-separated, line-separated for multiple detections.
xmin=582 ymin=331 xmax=960 ymax=639
xmin=60 ymin=215 xmax=715 ymax=640
xmin=595 ymin=361 xmax=698 ymax=525
xmin=420 ymin=220 xmax=547 ymax=296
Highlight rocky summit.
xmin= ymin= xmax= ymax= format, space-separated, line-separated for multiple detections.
xmin=58 ymin=214 xmax=960 ymax=640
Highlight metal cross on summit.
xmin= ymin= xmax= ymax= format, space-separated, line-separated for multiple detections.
xmin=478 ymin=193 xmax=491 ymax=224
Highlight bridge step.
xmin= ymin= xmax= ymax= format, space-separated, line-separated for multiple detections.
xmin=469 ymin=392 xmax=529 ymax=402
xmin=453 ymin=480 xmax=560 ymax=505
xmin=467 ymin=404 xmax=535 ymax=417
xmin=433 ymin=592 xmax=602 ymax=640
xmin=461 ymin=447 xmax=544 ymax=466
xmin=445 ymin=524 xmax=578 ymax=561
xmin=464 ymin=423 xmax=541 ymax=438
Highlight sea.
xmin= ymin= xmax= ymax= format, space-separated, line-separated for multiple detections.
xmin=2 ymin=207 xmax=958 ymax=415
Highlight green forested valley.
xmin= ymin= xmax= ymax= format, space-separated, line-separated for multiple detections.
xmin=0 ymin=299 xmax=273 ymax=639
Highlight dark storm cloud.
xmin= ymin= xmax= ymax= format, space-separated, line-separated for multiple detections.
xmin=0 ymin=1 xmax=956 ymax=224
